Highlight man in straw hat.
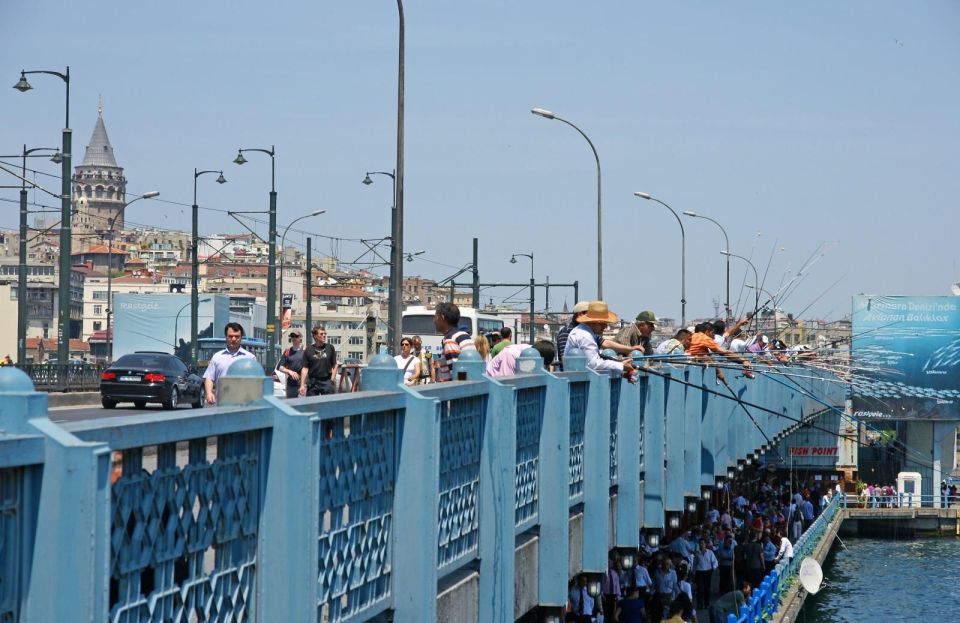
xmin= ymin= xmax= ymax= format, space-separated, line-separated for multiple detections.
xmin=563 ymin=300 xmax=637 ymax=375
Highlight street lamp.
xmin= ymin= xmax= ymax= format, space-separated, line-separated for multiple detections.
xmin=362 ymin=169 xmax=402 ymax=353
xmin=279 ymin=210 xmax=325 ymax=341
xmin=405 ymin=250 xmax=424 ymax=262
xmin=15 ymin=66 xmax=71 ymax=365
xmin=192 ymin=169 xmax=226 ymax=369
xmin=721 ymin=251 xmax=760 ymax=327
xmin=531 ymin=107 xmax=603 ymax=299
xmin=102 ymin=192 xmax=160 ymax=361
xmin=635 ymin=192 xmax=686 ymax=326
xmin=684 ymin=210 xmax=730 ymax=320
xmin=17 ymin=146 xmax=61 ymax=366
xmin=510 ymin=252 xmax=535 ymax=345
xmin=233 ymin=146 xmax=278 ymax=370
xmin=175 ymin=298 xmax=210 ymax=353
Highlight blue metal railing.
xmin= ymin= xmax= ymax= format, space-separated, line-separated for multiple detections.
xmin=727 ymin=494 xmax=842 ymax=623
xmin=0 ymin=353 xmax=844 ymax=623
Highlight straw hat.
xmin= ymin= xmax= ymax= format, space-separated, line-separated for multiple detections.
xmin=579 ymin=300 xmax=619 ymax=324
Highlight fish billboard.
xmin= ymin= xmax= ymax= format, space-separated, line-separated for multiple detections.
xmin=852 ymin=295 xmax=960 ymax=419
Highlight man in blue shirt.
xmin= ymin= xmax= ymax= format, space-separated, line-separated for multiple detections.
xmin=203 ymin=322 xmax=254 ymax=405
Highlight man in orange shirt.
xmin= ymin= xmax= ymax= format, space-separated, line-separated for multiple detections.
xmin=686 ymin=322 xmax=752 ymax=381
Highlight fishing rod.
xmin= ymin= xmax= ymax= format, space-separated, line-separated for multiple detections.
xmin=719 ymin=372 xmax=784 ymax=462
xmin=643 ymin=361 xmax=941 ymax=472
xmin=754 ymin=367 xmax=941 ymax=471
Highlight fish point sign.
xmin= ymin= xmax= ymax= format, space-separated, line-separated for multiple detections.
xmin=788 ymin=446 xmax=838 ymax=457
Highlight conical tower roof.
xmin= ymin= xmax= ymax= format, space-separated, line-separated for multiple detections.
xmin=81 ymin=101 xmax=119 ymax=168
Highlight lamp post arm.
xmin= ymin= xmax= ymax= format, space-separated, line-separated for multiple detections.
xmin=22 ymin=68 xmax=69 ymax=126
xmin=554 ymin=116 xmax=602 ymax=299
xmin=649 ymin=196 xmax=686 ymax=325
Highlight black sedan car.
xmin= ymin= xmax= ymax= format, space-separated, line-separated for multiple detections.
xmin=100 ymin=352 xmax=204 ymax=409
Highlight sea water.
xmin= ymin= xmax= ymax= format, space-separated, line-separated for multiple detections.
xmin=799 ymin=537 xmax=960 ymax=622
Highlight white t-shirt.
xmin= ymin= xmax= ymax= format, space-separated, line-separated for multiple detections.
xmin=394 ymin=354 xmax=418 ymax=384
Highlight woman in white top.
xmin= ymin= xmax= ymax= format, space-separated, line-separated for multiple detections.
xmin=394 ymin=337 xmax=421 ymax=386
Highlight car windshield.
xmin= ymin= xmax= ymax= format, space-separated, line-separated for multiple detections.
xmin=113 ymin=354 xmax=172 ymax=369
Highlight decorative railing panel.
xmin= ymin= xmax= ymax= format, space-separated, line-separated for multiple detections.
xmin=108 ymin=432 xmax=262 ymax=622
xmin=514 ymin=386 xmax=545 ymax=531
xmin=436 ymin=394 xmax=486 ymax=573
xmin=609 ymin=374 xmax=621 ymax=485
xmin=0 ymin=467 xmax=23 ymax=622
xmin=317 ymin=410 xmax=397 ymax=623
xmin=568 ymin=381 xmax=589 ymax=504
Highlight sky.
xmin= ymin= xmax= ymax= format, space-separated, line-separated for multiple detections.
xmin=2 ymin=1 xmax=959 ymax=325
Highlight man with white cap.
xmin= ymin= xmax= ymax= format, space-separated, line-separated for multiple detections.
xmin=556 ymin=301 xmax=590 ymax=367
xmin=564 ymin=301 xmax=637 ymax=375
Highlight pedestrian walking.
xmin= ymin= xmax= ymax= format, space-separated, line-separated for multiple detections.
xmin=276 ymin=330 xmax=305 ymax=398
xmin=299 ymin=325 xmax=338 ymax=396
xmin=202 ymin=322 xmax=254 ymax=405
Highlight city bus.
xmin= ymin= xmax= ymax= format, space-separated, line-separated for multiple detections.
xmin=196 ymin=336 xmax=270 ymax=373
xmin=401 ymin=306 xmax=505 ymax=355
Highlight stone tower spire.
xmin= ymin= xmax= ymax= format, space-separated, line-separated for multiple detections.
xmin=72 ymin=100 xmax=127 ymax=242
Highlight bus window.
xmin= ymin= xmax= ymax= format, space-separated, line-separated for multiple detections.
xmin=477 ymin=318 xmax=504 ymax=335
xmin=401 ymin=314 xmax=473 ymax=335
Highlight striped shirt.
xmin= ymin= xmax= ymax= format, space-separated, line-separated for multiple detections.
xmin=436 ymin=326 xmax=476 ymax=382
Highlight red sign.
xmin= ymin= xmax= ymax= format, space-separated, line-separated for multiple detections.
xmin=788 ymin=446 xmax=838 ymax=456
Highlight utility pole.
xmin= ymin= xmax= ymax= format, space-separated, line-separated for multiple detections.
xmin=306 ymin=237 xmax=312 ymax=331
xmin=472 ymin=237 xmax=479 ymax=309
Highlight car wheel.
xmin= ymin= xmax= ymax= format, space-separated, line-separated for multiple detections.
xmin=191 ymin=389 xmax=204 ymax=409
xmin=133 ymin=400 xmax=147 ymax=409
xmin=101 ymin=397 xmax=117 ymax=409
xmin=162 ymin=386 xmax=179 ymax=410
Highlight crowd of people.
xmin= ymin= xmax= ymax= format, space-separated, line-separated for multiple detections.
xmin=566 ymin=475 xmax=833 ymax=623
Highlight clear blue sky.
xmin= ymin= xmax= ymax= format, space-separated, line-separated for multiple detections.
xmin=2 ymin=1 xmax=958 ymax=324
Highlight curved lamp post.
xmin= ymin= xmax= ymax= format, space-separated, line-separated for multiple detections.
xmin=103 ymin=191 xmax=160 ymax=361
xmin=233 ymin=146 xmax=278 ymax=370
xmin=363 ymin=169 xmax=402 ymax=353
xmin=531 ymin=107 xmax=603 ymax=299
xmin=684 ymin=210 xmax=731 ymax=320
xmin=722 ymin=251 xmax=760 ymax=327
xmin=17 ymin=146 xmax=62 ymax=365
xmin=191 ymin=169 xmax=226 ymax=369
xmin=279 ymin=210 xmax=325 ymax=340
xmin=511 ymin=252 xmax=535 ymax=344
xmin=635 ymin=192 xmax=686 ymax=327
xmin=15 ymin=66 xmax=72 ymax=365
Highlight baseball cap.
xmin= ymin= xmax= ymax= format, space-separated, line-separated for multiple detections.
xmin=288 ymin=330 xmax=302 ymax=338
xmin=636 ymin=310 xmax=657 ymax=323
xmin=573 ymin=301 xmax=590 ymax=314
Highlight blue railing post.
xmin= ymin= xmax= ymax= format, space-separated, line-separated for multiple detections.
xmin=472 ymin=350 xmax=517 ymax=623
xmin=682 ymin=367 xmax=701 ymax=502
xmin=663 ymin=369 xmax=685 ymax=515
xmin=390 ymin=355 xmax=442 ymax=621
xmin=615 ymin=357 xmax=641 ymax=554
xmin=641 ymin=370 xmax=665 ymax=533
xmin=581 ymin=357 xmax=611 ymax=575
xmin=252 ymin=358 xmax=319 ymax=621
xmin=0 ymin=368 xmax=113 ymax=622
xmin=537 ymin=354 xmax=571 ymax=610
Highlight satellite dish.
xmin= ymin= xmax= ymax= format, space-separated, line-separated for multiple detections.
xmin=951 ymin=282 xmax=960 ymax=296
xmin=799 ymin=557 xmax=824 ymax=594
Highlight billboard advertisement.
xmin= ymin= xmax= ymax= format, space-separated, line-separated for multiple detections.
xmin=852 ymin=295 xmax=960 ymax=420
xmin=113 ymin=294 xmax=231 ymax=361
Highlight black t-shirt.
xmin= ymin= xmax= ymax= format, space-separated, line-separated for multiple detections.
xmin=279 ymin=346 xmax=304 ymax=385
xmin=303 ymin=342 xmax=337 ymax=381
